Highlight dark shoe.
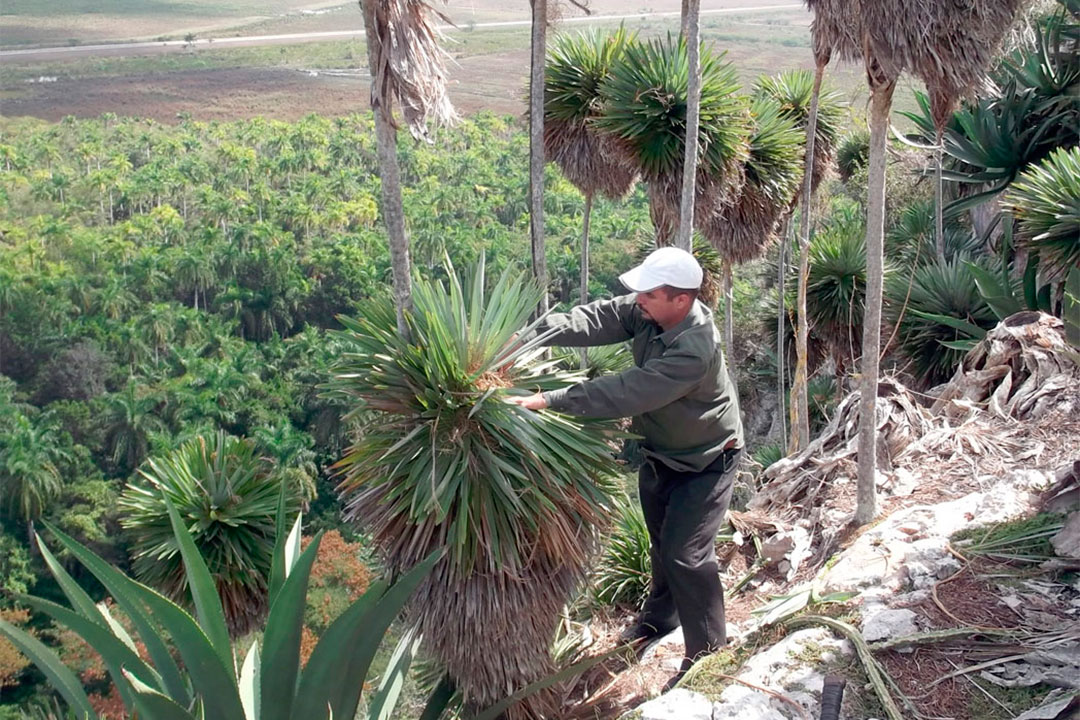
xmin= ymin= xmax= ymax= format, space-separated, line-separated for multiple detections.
xmin=661 ymin=658 xmax=693 ymax=693
xmin=617 ymin=621 xmax=677 ymax=646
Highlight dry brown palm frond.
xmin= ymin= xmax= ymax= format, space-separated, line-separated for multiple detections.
xmin=806 ymin=0 xmax=861 ymax=66
xmin=859 ymin=0 xmax=1031 ymax=128
xmin=932 ymin=312 xmax=1080 ymax=421
xmin=363 ymin=0 xmax=457 ymax=139
xmin=544 ymin=118 xmax=638 ymax=200
xmin=701 ymin=184 xmax=785 ymax=265
xmin=647 ymin=167 xmax=739 ymax=245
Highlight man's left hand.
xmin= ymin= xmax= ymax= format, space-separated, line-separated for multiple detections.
xmin=506 ymin=392 xmax=548 ymax=410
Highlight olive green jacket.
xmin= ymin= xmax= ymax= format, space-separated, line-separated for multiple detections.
xmin=539 ymin=294 xmax=744 ymax=473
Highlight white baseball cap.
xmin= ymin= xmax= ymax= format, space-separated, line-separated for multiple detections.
xmin=619 ymin=247 xmax=703 ymax=292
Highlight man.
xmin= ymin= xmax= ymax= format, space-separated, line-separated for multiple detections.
xmin=508 ymin=246 xmax=744 ymax=688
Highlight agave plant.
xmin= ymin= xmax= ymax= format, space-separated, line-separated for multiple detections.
xmin=593 ymin=33 xmax=750 ymax=241
xmin=884 ymin=257 xmax=999 ymax=386
xmin=1002 ymin=145 xmax=1080 ymax=280
xmin=119 ymin=431 xmax=300 ymax=636
xmin=0 ymin=493 xmax=444 ymax=720
xmin=329 ymin=261 xmax=623 ymax=718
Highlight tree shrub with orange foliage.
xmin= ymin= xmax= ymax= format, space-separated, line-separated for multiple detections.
xmin=0 ymin=608 xmax=33 ymax=690
xmin=302 ymin=531 xmax=372 ymax=637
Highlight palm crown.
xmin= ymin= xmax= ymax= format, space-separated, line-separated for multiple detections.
xmin=329 ymin=261 xmax=623 ymax=716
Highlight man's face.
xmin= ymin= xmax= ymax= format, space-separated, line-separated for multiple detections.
xmin=636 ymin=288 xmax=688 ymax=329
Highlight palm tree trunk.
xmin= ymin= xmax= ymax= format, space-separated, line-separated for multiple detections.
xmin=362 ymin=0 xmax=413 ymax=338
xmin=777 ymin=218 xmax=789 ymax=444
xmin=529 ymin=0 xmax=549 ymax=314
xmin=580 ymin=193 xmax=592 ymax=369
xmin=934 ymin=128 xmax=945 ymax=261
xmin=790 ymin=62 xmax=824 ymax=452
xmin=723 ymin=261 xmax=739 ymax=400
xmin=676 ymin=0 xmax=701 ymax=252
xmin=855 ymin=75 xmax=897 ymax=526
xmin=28 ymin=518 xmax=37 ymax=556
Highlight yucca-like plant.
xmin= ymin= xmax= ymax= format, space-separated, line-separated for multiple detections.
xmin=329 ymin=261 xmax=623 ymax=718
xmin=545 ymin=27 xmax=639 ymax=201
xmin=1003 ymin=145 xmax=1080 ymax=280
xmin=753 ymin=69 xmax=845 ymax=195
xmin=703 ymin=96 xmax=805 ymax=264
xmin=119 ymin=431 xmax=298 ymax=636
xmin=552 ymin=341 xmax=634 ymax=379
xmin=591 ymin=496 xmax=651 ymax=610
xmin=544 ymin=28 xmax=639 ymax=311
xmin=594 ymin=33 xmax=751 ymax=241
xmin=806 ymin=206 xmax=867 ymax=378
xmin=0 ymin=493 xmax=445 ymax=720
xmin=887 ymin=198 xmax=985 ymax=264
xmin=835 ymin=127 xmax=870 ymax=181
xmin=750 ymin=442 xmax=784 ymax=475
xmin=884 ymin=257 xmax=999 ymax=387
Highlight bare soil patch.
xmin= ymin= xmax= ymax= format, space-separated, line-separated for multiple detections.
xmin=0 ymin=58 xmax=528 ymax=123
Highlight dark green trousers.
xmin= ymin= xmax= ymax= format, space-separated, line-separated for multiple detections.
xmin=637 ymin=448 xmax=740 ymax=661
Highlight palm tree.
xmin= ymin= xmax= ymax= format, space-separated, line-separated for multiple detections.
xmin=805 ymin=0 xmax=1034 ymax=524
xmin=119 ymin=431 xmax=300 ymax=636
xmin=884 ymin=257 xmax=998 ymax=386
xmin=104 ymin=380 xmax=166 ymax=472
xmin=359 ymin=0 xmax=455 ymax=334
xmin=677 ymin=0 xmax=702 ymax=251
xmin=331 ymin=262 xmax=622 ymax=718
xmin=805 ymin=204 xmax=868 ymax=384
xmin=544 ymin=28 xmax=639 ymax=311
xmin=529 ymin=0 xmax=549 ymax=313
xmin=702 ymin=97 xmax=804 ymax=385
xmin=0 ymin=412 xmax=70 ymax=548
xmin=594 ymin=34 xmax=751 ymax=244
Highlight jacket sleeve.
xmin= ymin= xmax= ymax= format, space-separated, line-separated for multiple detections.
xmin=532 ymin=295 xmax=639 ymax=347
xmin=543 ymin=347 xmax=707 ymax=418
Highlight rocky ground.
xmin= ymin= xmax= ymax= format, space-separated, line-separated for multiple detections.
xmin=560 ymin=313 xmax=1080 ymax=720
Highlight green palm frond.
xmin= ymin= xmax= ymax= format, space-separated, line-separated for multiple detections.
xmin=544 ymin=28 xmax=639 ymax=199
xmin=887 ymin=199 xmax=985 ymax=264
xmin=546 ymin=28 xmax=634 ymax=123
xmin=744 ymin=97 xmax=806 ymax=207
xmin=806 ymin=208 xmax=866 ymax=371
xmin=754 ymin=69 xmax=845 ymax=190
xmin=119 ymin=431 xmax=300 ymax=636
xmin=750 ymin=442 xmax=783 ymax=474
xmin=884 ymin=257 xmax=999 ymax=386
xmin=552 ymin=341 xmax=634 ymax=379
xmin=1003 ymin=145 xmax=1080 ymax=279
xmin=591 ymin=496 xmax=651 ymax=610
